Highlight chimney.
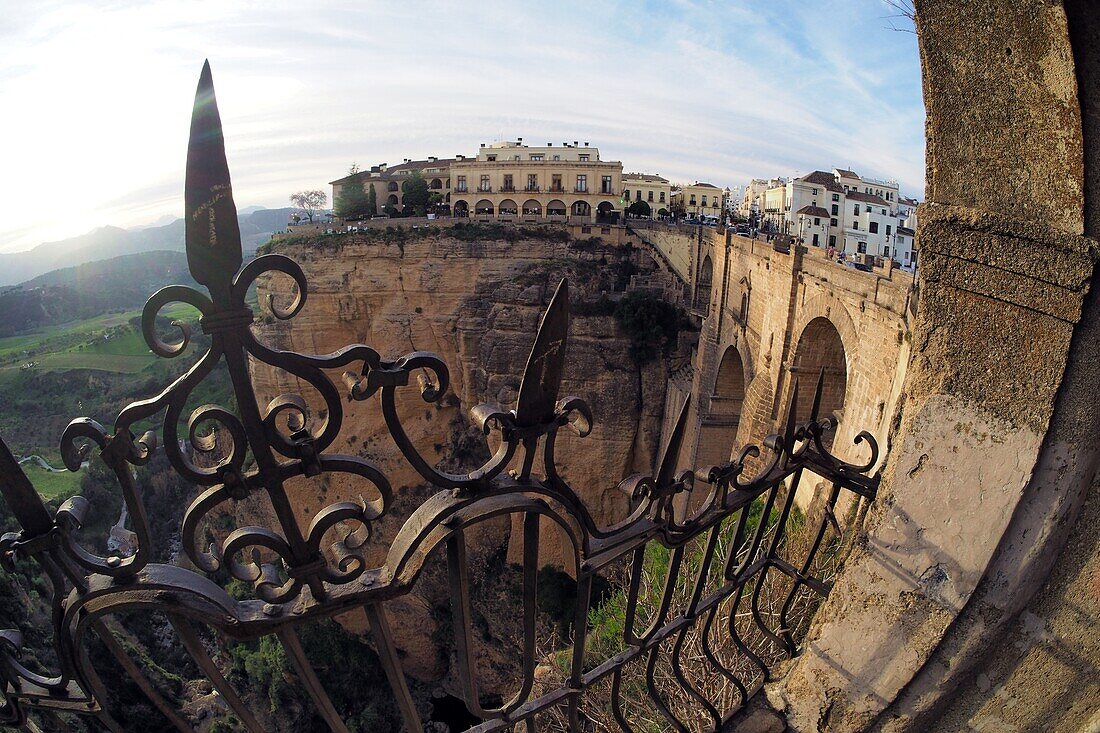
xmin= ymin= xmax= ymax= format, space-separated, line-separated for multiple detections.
xmin=480 ymin=143 xmax=485 ymax=148
xmin=584 ymin=142 xmax=589 ymax=147
xmin=547 ymin=142 xmax=552 ymax=146
xmin=573 ymin=141 xmax=579 ymax=146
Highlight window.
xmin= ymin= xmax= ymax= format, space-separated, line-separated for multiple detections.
xmin=388 ymin=181 xmax=399 ymax=192
xmin=576 ymin=174 xmax=587 ymax=192
xmin=814 ymin=217 xmax=820 ymax=226
xmin=513 ymin=155 xmax=520 ymax=161
xmin=601 ymin=175 xmax=612 ymax=193
xmin=831 ymin=217 xmax=838 ymax=227
xmin=660 ymin=192 xmax=665 ymax=203
xmin=690 ymin=196 xmax=697 ymax=205
xmin=904 ymin=251 xmax=910 ymax=262
xmin=865 ymin=205 xmax=871 ymax=213
xmin=479 ymin=175 xmax=490 ymax=192
xmin=552 ymin=155 xmax=561 ymax=161
xmin=702 ymin=195 xmax=708 ymax=205
xmin=832 ymin=193 xmax=839 ymax=201
xmin=456 ymin=175 xmax=467 ymax=192
xmin=853 ymin=221 xmax=859 ymax=230
xmin=648 ymin=191 xmax=653 ymax=202
xmin=624 ymin=189 xmax=630 ymax=199
xmin=857 ymin=242 xmax=867 ymax=253
xmin=530 ymin=154 xmax=543 ymax=161
xmin=812 ymin=187 xmax=819 ymax=195
xmin=853 ymin=204 xmax=859 ymax=216
xmin=869 ymin=222 xmax=879 ymax=234
xmin=886 ymin=224 xmax=892 ymax=236
xmin=527 ymin=174 xmax=537 ymax=191
xmin=881 ymin=208 xmax=887 ymax=215
xmin=831 ymin=204 xmax=839 ymax=215
xmin=912 ymin=251 xmax=919 ymax=265
xmin=552 ymin=174 xmax=562 ymax=191
xmin=883 ymin=246 xmax=891 ymax=257
xmin=579 ymin=154 xmax=589 ymax=162
xmin=636 ymin=190 xmax=642 ymax=201
xmin=829 ymin=235 xmax=837 ymax=247
xmin=487 ymin=155 xmax=497 ymax=162
xmin=503 ymin=174 xmax=513 ymax=191
xmin=812 ymin=233 xmax=820 ymax=246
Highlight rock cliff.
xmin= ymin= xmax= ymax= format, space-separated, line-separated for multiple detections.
xmin=247 ymin=225 xmax=671 ymax=687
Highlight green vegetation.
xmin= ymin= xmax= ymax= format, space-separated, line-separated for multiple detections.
xmin=626 ymin=200 xmax=652 ymax=217
xmin=334 ymin=164 xmax=370 ymax=219
xmin=400 ymin=171 xmax=430 ymax=216
xmin=612 ymin=291 xmax=692 ymax=364
xmin=21 ymin=462 xmax=83 ymax=501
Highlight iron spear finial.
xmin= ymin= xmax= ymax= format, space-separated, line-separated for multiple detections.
xmin=185 ymin=60 xmax=242 ymax=296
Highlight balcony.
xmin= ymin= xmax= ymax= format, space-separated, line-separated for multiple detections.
xmin=500 ymin=185 xmax=515 ymax=193
xmin=524 ymin=186 xmax=540 ymax=192
xmin=574 ymin=187 xmax=588 ymax=193
xmin=477 ymin=186 xmax=492 ymax=193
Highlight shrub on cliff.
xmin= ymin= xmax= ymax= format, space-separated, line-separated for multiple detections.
xmin=613 ymin=291 xmax=689 ymax=365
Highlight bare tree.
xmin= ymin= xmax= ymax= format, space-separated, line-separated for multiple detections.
xmin=289 ymin=189 xmax=327 ymax=222
xmin=883 ymin=0 xmax=916 ymax=34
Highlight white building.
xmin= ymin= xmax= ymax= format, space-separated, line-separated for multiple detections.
xmin=752 ymin=168 xmax=919 ymax=260
xmin=622 ymin=172 xmax=672 ymax=216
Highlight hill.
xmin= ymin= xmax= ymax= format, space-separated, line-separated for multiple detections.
xmin=0 ymin=207 xmax=299 ymax=285
xmin=0 ymin=250 xmax=195 ymax=337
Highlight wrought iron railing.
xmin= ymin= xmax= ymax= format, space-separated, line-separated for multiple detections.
xmin=0 ymin=64 xmax=879 ymax=733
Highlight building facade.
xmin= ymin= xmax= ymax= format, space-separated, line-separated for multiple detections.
xmin=674 ymin=182 xmax=725 ymax=219
xmin=450 ymin=140 xmax=623 ymax=223
xmin=754 ymin=168 xmax=919 ymax=261
xmin=331 ymin=158 xmax=454 ymax=216
xmin=622 ymin=172 xmax=672 ymax=216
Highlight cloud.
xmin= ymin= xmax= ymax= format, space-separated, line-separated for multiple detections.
xmin=0 ymin=0 xmax=924 ymax=253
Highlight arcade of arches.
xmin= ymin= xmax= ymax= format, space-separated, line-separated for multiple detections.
xmin=659 ymin=2 xmax=1100 ymax=731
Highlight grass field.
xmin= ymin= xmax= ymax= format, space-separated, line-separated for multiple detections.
xmin=21 ymin=462 xmax=84 ymax=501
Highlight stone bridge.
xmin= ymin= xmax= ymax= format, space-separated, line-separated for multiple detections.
xmin=632 ymin=224 xmax=915 ymax=485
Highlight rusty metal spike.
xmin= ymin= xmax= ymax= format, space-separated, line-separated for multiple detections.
xmin=809 ymin=367 xmax=826 ymax=422
xmin=656 ymin=396 xmax=691 ymax=487
xmin=185 ymin=60 xmax=242 ymax=296
xmin=0 ymin=439 xmax=53 ymax=537
xmin=514 ymin=279 xmax=570 ymax=427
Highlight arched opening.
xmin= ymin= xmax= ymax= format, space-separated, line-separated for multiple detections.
xmin=475 ymin=199 xmax=494 ymax=216
xmin=387 ymin=194 xmax=399 ymax=205
xmin=596 ymin=200 xmax=617 ymax=223
xmin=790 ymin=317 xmax=846 ymax=428
xmin=453 ymin=200 xmax=469 ymax=217
xmin=430 ymin=178 xmax=443 ymax=189
xmin=522 ymin=199 xmax=541 ymax=217
xmin=498 ymin=199 xmax=518 ymax=217
xmin=546 ymin=199 xmax=567 ymax=218
xmin=571 ymin=201 xmax=591 ymax=218
xmin=387 ymin=181 xmax=399 ymax=192
xmin=697 ymin=346 xmax=746 ymax=468
xmin=694 ymin=255 xmax=713 ymax=314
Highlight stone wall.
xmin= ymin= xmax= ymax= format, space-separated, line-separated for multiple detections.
xmin=769 ymin=3 xmax=1100 ymax=731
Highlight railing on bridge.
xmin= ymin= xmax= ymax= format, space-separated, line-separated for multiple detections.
xmin=0 ymin=65 xmax=879 ymax=733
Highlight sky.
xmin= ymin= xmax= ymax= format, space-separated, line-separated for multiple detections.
xmin=0 ymin=0 xmax=923 ymax=254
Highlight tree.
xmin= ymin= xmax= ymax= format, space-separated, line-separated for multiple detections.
xmin=626 ymin=200 xmax=651 ymax=218
xmin=334 ymin=164 xmax=369 ymax=219
xmin=401 ymin=171 xmax=430 ymax=217
xmin=289 ymin=190 xmax=327 ymax=222
xmin=366 ymin=183 xmax=377 ymax=218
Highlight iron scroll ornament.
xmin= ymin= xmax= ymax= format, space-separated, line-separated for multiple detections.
xmin=0 ymin=62 xmax=881 ymax=732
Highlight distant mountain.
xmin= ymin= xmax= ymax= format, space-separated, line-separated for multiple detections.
xmin=0 ymin=250 xmax=197 ymax=337
xmin=0 ymin=208 xmax=299 ymax=286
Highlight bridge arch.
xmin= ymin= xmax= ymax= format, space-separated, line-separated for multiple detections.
xmin=696 ymin=345 xmax=747 ymax=468
xmin=789 ymin=316 xmax=847 ymax=428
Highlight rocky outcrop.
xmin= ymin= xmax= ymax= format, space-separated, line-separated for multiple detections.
xmin=248 ymin=228 xmax=669 ymax=686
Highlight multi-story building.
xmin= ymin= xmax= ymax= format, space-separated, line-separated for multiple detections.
xmin=331 ymin=157 xmax=454 ymax=215
xmin=674 ymin=182 xmax=725 ymax=219
xmin=622 ymin=172 xmax=672 ymax=216
xmin=740 ymin=177 xmax=782 ymax=219
xmin=450 ymin=140 xmax=623 ymax=222
xmin=753 ymin=168 xmax=918 ymax=260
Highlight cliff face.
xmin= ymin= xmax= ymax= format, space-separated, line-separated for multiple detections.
xmin=248 ymin=229 xmax=668 ymax=684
